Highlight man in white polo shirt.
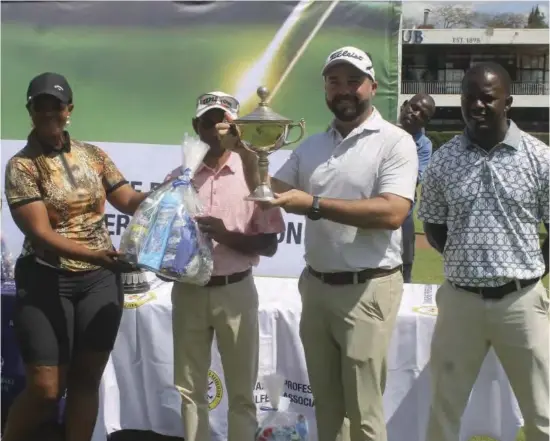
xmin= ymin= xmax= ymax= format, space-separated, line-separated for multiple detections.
xmin=217 ymin=47 xmax=418 ymax=441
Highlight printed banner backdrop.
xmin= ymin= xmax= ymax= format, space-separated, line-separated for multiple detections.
xmin=0 ymin=0 xmax=401 ymax=277
xmin=0 ymin=141 xmax=306 ymax=278
xmin=1 ymin=1 xmax=401 ymax=143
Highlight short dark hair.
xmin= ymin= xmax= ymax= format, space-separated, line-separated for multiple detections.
xmin=462 ymin=62 xmax=512 ymax=96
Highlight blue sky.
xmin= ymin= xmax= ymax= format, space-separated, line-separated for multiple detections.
xmin=474 ymin=1 xmax=546 ymax=13
xmin=403 ymin=1 xmax=550 ymax=24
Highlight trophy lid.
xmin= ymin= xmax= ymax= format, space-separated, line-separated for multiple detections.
xmin=235 ymin=87 xmax=292 ymax=124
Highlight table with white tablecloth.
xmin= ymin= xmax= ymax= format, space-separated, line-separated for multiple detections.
xmin=95 ymin=277 xmax=523 ymax=441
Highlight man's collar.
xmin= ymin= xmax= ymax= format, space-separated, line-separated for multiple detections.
xmin=197 ymin=151 xmax=238 ymax=174
xmin=28 ymin=130 xmax=71 ymax=154
xmin=328 ymin=107 xmax=384 ymax=139
xmin=460 ymin=120 xmax=521 ymax=151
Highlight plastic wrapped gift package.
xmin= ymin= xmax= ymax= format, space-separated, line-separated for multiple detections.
xmin=119 ymin=134 xmax=214 ymax=285
xmin=256 ymin=412 xmax=309 ymax=441
xmin=1 ymin=235 xmax=16 ymax=294
xmin=1 ymin=235 xmax=15 ymax=283
xmin=256 ymin=374 xmax=310 ymax=441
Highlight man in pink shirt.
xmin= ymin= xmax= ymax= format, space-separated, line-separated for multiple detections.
xmin=165 ymin=91 xmax=285 ymax=441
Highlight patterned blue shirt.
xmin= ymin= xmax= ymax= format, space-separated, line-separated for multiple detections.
xmin=407 ymin=131 xmax=432 ymax=216
xmin=414 ymin=130 xmax=433 ymax=184
xmin=418 ymin=121 xmax=549 ymax=287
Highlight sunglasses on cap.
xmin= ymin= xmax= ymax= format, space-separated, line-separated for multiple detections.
xmin=197 ymin=94 xmax=239 ymax=113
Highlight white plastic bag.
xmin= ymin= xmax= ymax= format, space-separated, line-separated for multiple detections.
xmin=256 ymin=374 xmax=309 ymax=441
xmin=1 ymin=234 xmax=15 ymax=282
xmin=119 ymin=134 xmax=214 ymax=285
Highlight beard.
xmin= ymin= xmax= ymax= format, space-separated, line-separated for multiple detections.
xmin=326 ymin=94 xmax=369 ymax=122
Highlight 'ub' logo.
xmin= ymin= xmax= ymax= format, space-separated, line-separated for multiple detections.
xmin=402 ymin=30 xmax=424 ymax=44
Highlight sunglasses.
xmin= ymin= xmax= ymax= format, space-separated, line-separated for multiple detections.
xmin=197 ymin=94 xmax=239 ymax=113
xmin=28 ymin=98 xmax=67 ymax=113
xmin=198 ymin=118 xmax=218 ymax=130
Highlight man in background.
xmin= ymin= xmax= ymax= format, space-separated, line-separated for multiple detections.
xmin=398 ymin=93 xmax=435 ymax=282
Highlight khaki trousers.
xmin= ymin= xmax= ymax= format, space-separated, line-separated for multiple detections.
xmin=171 ymin=275 xmax=259 ymax=441
xmin=298 ymin=268 xmax=403 ymax=441
xmin=427 ymin=281 xmax=550 ymax=441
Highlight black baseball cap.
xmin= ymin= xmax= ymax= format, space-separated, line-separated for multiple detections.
xmin=26 ymin=72 xmax=73 ymax=105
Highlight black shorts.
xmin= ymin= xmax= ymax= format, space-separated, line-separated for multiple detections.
xmin=13 ymin=256 xmax=124 ymax=366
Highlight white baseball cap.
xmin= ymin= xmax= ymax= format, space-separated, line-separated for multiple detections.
xmin=322 ymin=46 xmax=376 ymax=81
xmin=195 ymin=91 xmax=240 ymax=119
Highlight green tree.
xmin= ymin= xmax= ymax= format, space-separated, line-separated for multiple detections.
xmin=526 ymin=5 xmax=549 ymax=28
xmin=480 ymin=12 xmax=526 ymax=28
xmin=432 ymin=5 xmax=476 ymax=28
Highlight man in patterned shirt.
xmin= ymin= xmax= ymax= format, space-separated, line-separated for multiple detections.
xmin=418 ymin=62 xmax=549 ymax=441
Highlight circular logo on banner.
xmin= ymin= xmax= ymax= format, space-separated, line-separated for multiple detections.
xmin=124 ymin=292 xmax=156 ymax=309
xmin=412 ymin=305 xmax=438 ymax=316
xmin=208 ymin=370 xmax=223 ymax=410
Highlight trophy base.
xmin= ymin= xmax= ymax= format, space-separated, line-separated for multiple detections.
xmin=244 ymin=184 xmax=275 ymax=202
xmin=121 ymin=269 xmax=151 ymax=295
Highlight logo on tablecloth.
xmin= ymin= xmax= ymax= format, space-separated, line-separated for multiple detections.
xmin=412 ymin=285 xmax=438 ymax=316
xmin=208 ymin=370 xmax=223 ymax=410
xmin=412 ymin=305 xmax=438 ymax=316
xmin=123 ymin=292 xmax=157 ymax=309
xmin=1 ymin=375 xmax=15 ymax=393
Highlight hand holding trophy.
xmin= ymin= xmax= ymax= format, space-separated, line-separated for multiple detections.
xmin=216 ymin=86 xmax=305 ymax=202
xmin=215 ymin=114 xmax=245 ymax=153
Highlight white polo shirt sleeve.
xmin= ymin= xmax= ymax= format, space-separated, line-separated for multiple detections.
xmin=377 ymin=134 xmax=418 ymax=201
xmin=417 ymin=153 xmax=448 ymax=225
xmin=273 ymin=150 xmax=300 ymax=189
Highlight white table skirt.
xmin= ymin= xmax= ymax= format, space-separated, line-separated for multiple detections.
xmin=93 ymin=277 xmax=523 ymax=441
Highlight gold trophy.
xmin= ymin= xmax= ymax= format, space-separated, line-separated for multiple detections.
xmin=233 ymin=86 xmax=305 ymax=202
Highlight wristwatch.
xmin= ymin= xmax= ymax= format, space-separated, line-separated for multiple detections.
xmin=307 ymin=196 xmax=322 ymax=221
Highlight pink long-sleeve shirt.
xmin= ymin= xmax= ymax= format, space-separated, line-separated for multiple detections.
xmin=167 ymin=152 xmax=285 ymax=276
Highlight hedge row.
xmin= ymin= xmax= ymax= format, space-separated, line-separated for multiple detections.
xmin=427 ymin=131 xmax=549 ymax=150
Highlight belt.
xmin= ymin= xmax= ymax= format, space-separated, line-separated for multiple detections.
xmin=453 ymin=278 xmax=540 ymax=300
xmin=205 ymin=269 xmax=251 ymax=287
xmin=307 ymin=265 xmax=401 ymax=285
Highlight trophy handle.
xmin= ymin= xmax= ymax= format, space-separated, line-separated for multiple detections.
xmin=240 ymin=140 xmax=257 ymax=154
xmin=282 ymin=119 xmax=305 ymax=146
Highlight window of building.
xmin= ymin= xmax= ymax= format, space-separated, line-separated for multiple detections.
xmin=517 ymin=54 xmax=548 ymax=84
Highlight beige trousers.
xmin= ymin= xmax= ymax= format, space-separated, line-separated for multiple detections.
xmin=171 ymin=275 xmax=259 ymax=441
xmin=427 ymin=281 xmax=550 ymax=441
xmin=298 ymin=268 xmax=403 ymax=441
